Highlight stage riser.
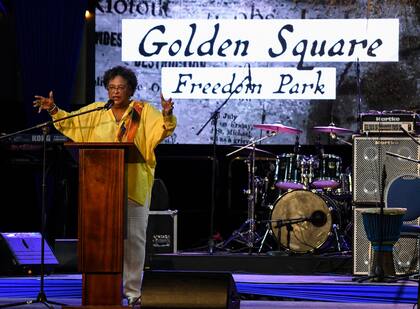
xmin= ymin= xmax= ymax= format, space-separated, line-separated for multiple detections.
xmin=148 ymin=254 xmax=352 ymax=275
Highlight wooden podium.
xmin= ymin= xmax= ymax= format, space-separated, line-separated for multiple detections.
xmin=64 ymin=143 xmax=138 ymax=308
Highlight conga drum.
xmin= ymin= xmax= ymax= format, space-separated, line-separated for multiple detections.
xmin=360 ymin=207 xmax=406 ymax=279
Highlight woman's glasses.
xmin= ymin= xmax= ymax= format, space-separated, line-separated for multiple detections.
xmin=107 ymin=84 xmax=127 ymax=92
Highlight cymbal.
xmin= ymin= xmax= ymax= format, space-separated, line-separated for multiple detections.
xmin=313 ymin=124 xmax=353 ymax=134
xmin=231 ymin=145 xmax=275 ymax=156
xmin=254 ymin=123 xmax=302 ymax=134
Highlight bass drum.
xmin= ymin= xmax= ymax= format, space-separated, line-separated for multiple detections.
xmin=270 ymin=189 xmax=341 ymax=253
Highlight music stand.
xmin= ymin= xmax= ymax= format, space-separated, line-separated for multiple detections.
xmin=0 ymin=103 xmax=112 ymax=308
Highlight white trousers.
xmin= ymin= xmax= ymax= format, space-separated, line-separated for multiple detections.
xmin=123 ymin=199 xmax=149 ymax=299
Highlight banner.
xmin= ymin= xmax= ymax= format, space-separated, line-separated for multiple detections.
xmin=122 ymin=19 xmax=399 ymax=65
xmin=161 ymin=67 xmax=336 ymax=99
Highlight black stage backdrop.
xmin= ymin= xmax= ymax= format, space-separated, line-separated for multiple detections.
xmin=0 ymin=142 xmax=352 ymax=250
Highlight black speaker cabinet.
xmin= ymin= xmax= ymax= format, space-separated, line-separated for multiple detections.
xmin=353 ymin=136 xmax=420 ymax=204
xmin=141 ymin=271 xmax=240 ymax=309
xmin=353 ymin=207 xmax=419 ymax=275
xmin=0 ymin=232 xmax=58 ymax=275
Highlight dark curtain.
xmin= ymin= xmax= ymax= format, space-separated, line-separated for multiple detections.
xmin=12 ymin=0 xmax=87 ymax=127
xmin=6 ymin=0 xmax=88 ymax=241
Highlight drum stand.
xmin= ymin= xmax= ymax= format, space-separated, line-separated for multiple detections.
xmin=222 ymin=132 xmax=277 ymax=254
xmin=258 ymin=220 xmax=273 ymax=253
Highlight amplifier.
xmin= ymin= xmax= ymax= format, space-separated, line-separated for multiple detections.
xmin=361 ymin=113 xmax=417 ymax=134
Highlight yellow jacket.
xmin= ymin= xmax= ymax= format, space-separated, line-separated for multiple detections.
xmin=51 ymin=100 xmax=177 ymax=206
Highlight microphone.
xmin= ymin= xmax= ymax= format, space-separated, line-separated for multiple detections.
xmin=308 ymin=210 xmax=327 ymax=227
xmin=103 ymin=99 xmax=114 ymax=110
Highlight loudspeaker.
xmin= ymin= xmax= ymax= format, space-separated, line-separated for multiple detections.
xmin=353 ymin=208 xmax=419 ymax=275
xmin=353 ymin=136 xmax=420 ymax=204
xmin=141 ymin=271 xmax=240 ymax=309
xmin=0 ymin=232 xmax=58 ymax=275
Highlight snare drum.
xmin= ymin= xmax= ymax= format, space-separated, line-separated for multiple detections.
xmin=275 ymin=153 xmax=306 ymax=190
xmin=270 ymin=189 xmax=341 ymax=253
xmin=312 ymin=154 xmax=342 ymax=189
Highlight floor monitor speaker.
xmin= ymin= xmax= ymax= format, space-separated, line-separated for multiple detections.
xmin=0 ymin=232 xmax=58 ymax=275
xmin=141 ymin=271 xmax=240 ymax=309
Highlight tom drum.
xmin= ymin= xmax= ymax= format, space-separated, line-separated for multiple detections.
xmin=275 ymin=153 xmax=308 ymax=191
xmin=312 ymin=154 xmax=342 ymax=189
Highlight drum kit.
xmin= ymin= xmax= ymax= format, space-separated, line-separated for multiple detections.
xmin=222 ymin=122 xmax=354 ymax=255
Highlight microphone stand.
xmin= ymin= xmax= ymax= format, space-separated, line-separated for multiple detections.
xmin=356 ymin=58 xmax=362 ymax=126
xmin=400 ymin=126 xmax=420 ymax=147
xmin=264 ymin=216 xmax=313 ymax=256
xmin=259 ymin=104 xmax=266 ymax=142
xmin=330 ymin=132 xmax=353 ymax=146
xmin=0 ymin=103 xmax=111 ymax=308
xmin=386 ymin=151 xmax=420 ymax=164
xmin=196 ymin=65 xmax=253 ymax=255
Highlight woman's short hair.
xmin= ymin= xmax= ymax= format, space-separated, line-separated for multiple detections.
xmin=103 ymin=66 xmax=138 ymax=96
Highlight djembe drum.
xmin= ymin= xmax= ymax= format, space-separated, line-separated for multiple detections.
xmin=360 ymin=207 xmax=406 ymax=279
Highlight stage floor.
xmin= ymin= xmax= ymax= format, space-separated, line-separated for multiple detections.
xmin=0 ymin=272 xmax=417 ymax=308
xmin=0 ymin=250 xmax=418 ymax=308
xmin=0 ymin=299 xmax=415 ymax=309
